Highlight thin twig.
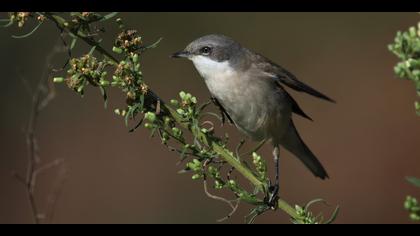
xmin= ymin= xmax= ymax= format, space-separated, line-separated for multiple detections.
xmin=45 ymin=164 xmax=67 ymax=223
xmin=13 ymin=38 xmax=67 ymax=224
xmin=217 ymin=199 xmax=240 ymax=222
xmin=30 ymin=159 xmax=65 ymax=194
xmin=202 ymin=160 xmax=240 ymax=222
xmin=201 ymin=120 xmax=215 ymax=132
xmin=17 ymin=69 xmax=33 ymax=96
xmin=202 ymin=177 xmax=236 ymax=209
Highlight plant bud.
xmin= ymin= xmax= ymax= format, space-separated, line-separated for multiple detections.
xmin=53 ymin=77 xmax=64 ymax=83
xmin=112 ymin=46 xmax=123 ymax=54
xmin=99 ymin=80 xmax=109 ymax=86
xmin=170 ymin=99 xmax=179 ymax=106
xmin=192 ymin=174 xmax=201 ymax=180
xmin=145 ymin=112 xmax=156 ymax=122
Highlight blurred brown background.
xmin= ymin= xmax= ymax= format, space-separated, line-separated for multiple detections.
xmin=0 ymin=12 xmax=420 ymax=224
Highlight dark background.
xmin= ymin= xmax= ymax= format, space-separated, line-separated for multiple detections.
xmin=0 ymin=12 xmax=419 ymax=224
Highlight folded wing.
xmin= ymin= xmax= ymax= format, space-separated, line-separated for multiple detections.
xmin=252 ymin=52 xmax=335 ymax=103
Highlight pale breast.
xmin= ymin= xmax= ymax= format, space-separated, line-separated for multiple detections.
xmin=191 ymin=56 xmax=291 ymax=141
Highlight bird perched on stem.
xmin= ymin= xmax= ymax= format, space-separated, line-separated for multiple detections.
xmin=171 ymin=34 xmax=334 ymax=208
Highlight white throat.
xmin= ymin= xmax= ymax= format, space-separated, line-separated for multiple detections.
xmin=190 ymin=55 xmax=234 ymax=80
xmin=190 ymin=55 xmax=240 ymax=109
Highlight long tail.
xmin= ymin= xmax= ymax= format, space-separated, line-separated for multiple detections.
xmin=280 ymin=120 xmax=329 ymax=179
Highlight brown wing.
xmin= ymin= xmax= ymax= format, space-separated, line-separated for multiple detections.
xmin=276 ymin=82 xmax=313 ymax=121
xmin=251 ymin=52 xmax=335 ymax=103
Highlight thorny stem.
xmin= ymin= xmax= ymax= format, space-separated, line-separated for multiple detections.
xmin=41 ymin=12 xmax=305 ymax=223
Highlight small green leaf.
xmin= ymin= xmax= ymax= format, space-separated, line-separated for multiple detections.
xmin=142 ymin=37 xmax=163 ymax=50
xmin=12 ymin=21 xmax=43 ymax=39
xmin=407 ymin=176 xmax=420 ymax=188
xmin=323 ymin=205 xmax=340 ymax=224
xmin=77 ymin=85 xmax=84 ymax=94
xmin=70 ymin=38 xmax=77 ymax=50
xmin=99 ymin=86 xmax=108 ymax=108
xmin=1 ymin=18 xmax=13 ymax=28
xmin=100 ymin=12 xmax=118 ymax=22
xmin=88 ymin=39 xmax=102 ymax=55
xmin=304 ymin=198 xmax=327 ymax=210
xmin=68 ymin=31 xmax=78 ymax=39
xmin=125 ymin=108 xmax=133 ymax=127
xmin=70 ymin=12 xmax=82 ymax=17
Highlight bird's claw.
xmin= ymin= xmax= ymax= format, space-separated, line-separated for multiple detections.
xmin=264 ymin=182 xmax=279 ymax=210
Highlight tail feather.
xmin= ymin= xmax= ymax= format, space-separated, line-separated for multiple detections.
xmin=280 ymin=120 xmax=329 ymax=179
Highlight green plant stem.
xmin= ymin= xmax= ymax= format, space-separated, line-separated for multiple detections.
xmin=42 ymin=12 xmax=303 ymax=223
xmin=167 ymin=103 xmax=303 ymax=222
xmin=211 ymin=143 xmax=265 ymax=190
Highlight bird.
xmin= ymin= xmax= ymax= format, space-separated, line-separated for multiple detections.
xmin=171 ymin=34 xmax=334 ymax=207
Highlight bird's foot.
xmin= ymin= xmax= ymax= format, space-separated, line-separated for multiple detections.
xmin=264 ymin=183 xmax=279 ymax=210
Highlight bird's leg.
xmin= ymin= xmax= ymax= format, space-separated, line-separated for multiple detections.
xmin=267 ymin=145 xmax=280 ymax=209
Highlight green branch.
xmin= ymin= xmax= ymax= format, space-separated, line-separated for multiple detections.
xmin=4 ymin=12 xmax=338 ymax=224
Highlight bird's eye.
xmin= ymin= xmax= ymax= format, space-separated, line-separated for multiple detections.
xmin=200 ymin=46 xmax=212 ymax=55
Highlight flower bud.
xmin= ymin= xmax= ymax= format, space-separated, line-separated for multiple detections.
xmin=53 ymin=77 xmax=64 ymax=83
xmin=410 ymin=212 xmax=420 ymax=221
xmin=112 ymin=46 xmax=123 ymax=54
xmin=192 ymin=174 xmax=201 ymax=180
xmin=99 ymin=80 xmax=109 ymax=86
xmin=176 ymin=108 xmax=185 ymax=115
xmin=145 ymin=112 xmax=156 ymax=122
xmin=77 ymin=86 xmax=84 ymax=93
xmin=214 ymin=180 xmax=224 ymax=189
xmin=132 ymin=54 xmax=139 ymax=63
xmin=170 ymin=99 xmax=179 ymax=106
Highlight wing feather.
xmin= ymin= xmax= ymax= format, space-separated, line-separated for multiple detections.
xmin=251 ymin=52 xmax=335 ymax=103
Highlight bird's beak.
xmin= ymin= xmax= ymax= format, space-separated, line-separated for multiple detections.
xmin=170 ymin=51 xmax=190 ymax=58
